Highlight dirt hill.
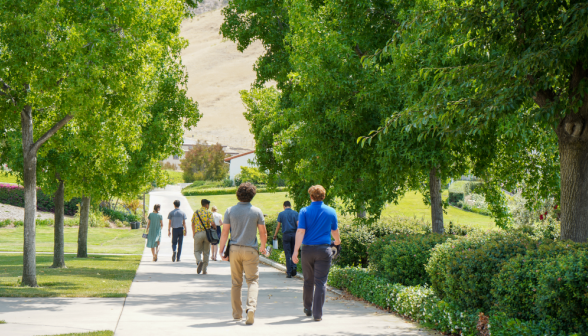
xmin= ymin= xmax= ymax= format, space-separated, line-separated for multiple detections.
xmin=181 ymin=5 xmax=264 ymax=150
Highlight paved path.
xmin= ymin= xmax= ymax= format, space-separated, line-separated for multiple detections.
xmin=115 ymin=186 xmax=436 ymax=336
xmin=0 ymin=185 xmax=438 ymax=336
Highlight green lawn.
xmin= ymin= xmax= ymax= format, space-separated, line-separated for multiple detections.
xmin=0 ymin=254 xmax=140 ymax=297
xmin=165 ymin=170 xmax=184 ymax=184
xmin=187 ymin=190 xmax=496 ymax=230
xmin=0 ymin=172 xmax=18 ymax=184
xmin=382 ymin=191 xmax=496 ymax=230
xmin=186 ymin=191 xmax=292 ymax=218
xmin=0 ymin=227 xmax=145 ymax=254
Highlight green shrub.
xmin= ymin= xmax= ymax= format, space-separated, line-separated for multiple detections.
xmin=99 ymin=207 xmax=139 ymax=223
xmin=534 ymin=249 xmax=588 ymax=334
xmin=0 ymin=184 xmax=80 ymax=215
xmin=448 ymin=181 xmax=482 ymax=205
xmin=492 ymin=240 xmax=581 ymax=321
xmin=336 ymin=216 xmax=431 ymax=267
xmin=369 ymin=233 xmax=455 ymax=286
xmin=426 ymin=232 xmax=535 ymax=312
xmin=328 ymin=267 xmax=479 ymax=335
xmin=489 ymin=312 xmax=579 ymax=336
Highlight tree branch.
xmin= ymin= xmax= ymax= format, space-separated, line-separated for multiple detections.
xmin=354 ymin=44 xmax=365 ymax=58
xmin=30 ymin=114 xmax=74 ymax=154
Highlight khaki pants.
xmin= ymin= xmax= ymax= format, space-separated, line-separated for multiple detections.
xmin=230 ymin=245 xmax=259 ymax=319
xmin=193 ymin=231 xmax=210 ymax=272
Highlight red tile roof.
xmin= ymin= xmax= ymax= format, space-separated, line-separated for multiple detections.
xmin=224 ymin=150 xmax=255 ymax=162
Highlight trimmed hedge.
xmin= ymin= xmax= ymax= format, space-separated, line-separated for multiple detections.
xmin=368 ymin=233 xmax=455 ymax=286
xmin=0 ymin=183 xmax=80 ymax=216
xmin=426 ymin=232 xmax=535 ymax=312
xmin=329 ymin=267 xmax=579 ymax=336
xmin=448 ymin=181 xmax=482 ymax=205
xmin=99 ymin=207 xmax=140 ymax=223
xmin=492 ymin=240 xmax=581 ymax=322
xmin=336 ymin=217 xmax=479 ymax=268
xmin=182 ymin=186 xmax=286 ymax=196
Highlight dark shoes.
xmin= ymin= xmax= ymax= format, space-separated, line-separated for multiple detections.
xmin=197 ymin=262 xmax=203 ymax=274
xmin=172 ymin=251 xmax=176 ymax=262
xmin=286 ymin=274 xmax=292 ymax=278
xmin=304 ymin=308 xmax=312 ymax=317
xmin=292 ymin=269 xmax=297 ymax=277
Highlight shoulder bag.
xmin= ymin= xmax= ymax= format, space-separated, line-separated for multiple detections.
xmin=196 ymin=211 xmax=220 ymax=244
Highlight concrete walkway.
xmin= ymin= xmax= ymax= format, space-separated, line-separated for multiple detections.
xmin=0 ymin=185 xmax=438 ymax=336
xmin=115 ymin=186 xmax=437 ymax=336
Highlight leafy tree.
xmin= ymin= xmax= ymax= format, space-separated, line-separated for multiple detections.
xmin=236 ymin=166 xmax=268 ymax=185
xmin=0 ymin=0 xmax=197 ymax=286
xmin=366 ymin=0 xmax=586 ymax=240
xmin=180 ymin=143 xmax=228 ymax=182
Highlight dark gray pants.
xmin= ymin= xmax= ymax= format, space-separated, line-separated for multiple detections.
xmin=301 ymin=245 xmax=332 ymax=319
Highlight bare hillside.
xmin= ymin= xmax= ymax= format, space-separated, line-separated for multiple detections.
xmin=181 ymin=7 xmax=263 ymax=150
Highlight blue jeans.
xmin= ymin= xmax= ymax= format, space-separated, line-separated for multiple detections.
xmin=282 ymin=232 xmax=297 ymax=275
xmin=171 ymin=227 xmax=184 ymax=260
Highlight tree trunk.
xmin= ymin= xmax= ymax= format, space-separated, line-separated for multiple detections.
xmin=52 ymin=179 xmax=66 ymax=268
xmin=357 ymin=204 xmax=366 ymax=218
xmin=557 ymin=123 xmax=588 ymax=242
xmin=430 ymin=167 xmax=444 ymax=234
xmin=21 ymin=105 xmax=38 ymax=287
xmin=555 ymin=61 xmax=588 ymax=242
xmin=77 ymin=195 xmax=91 ymax=258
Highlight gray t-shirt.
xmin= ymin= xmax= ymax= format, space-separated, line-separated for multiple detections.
xmin=167 ymin=208 xmax=187 ymax=228
xmin=224 ymin=202 xmax=265 ymax=249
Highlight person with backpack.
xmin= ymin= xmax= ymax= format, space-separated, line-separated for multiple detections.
xmin=191 ymin=198 xmax=216 ymax=274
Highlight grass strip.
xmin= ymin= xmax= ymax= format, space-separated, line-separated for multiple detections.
xmin=0 ymin=254 xmax=140 ymax=297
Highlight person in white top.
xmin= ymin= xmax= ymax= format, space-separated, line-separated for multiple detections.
xmin=210 ymin=206 xmax=223 ymax=261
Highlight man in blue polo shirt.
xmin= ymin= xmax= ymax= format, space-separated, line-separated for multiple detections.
xmin=273 ymin=201 xmax=299 ymax=278
xmin=292 ymin=185 xmax=340 ymax=322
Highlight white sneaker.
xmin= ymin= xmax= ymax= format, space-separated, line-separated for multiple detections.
xmin=246 ymin=310 xmax=255 ymax=325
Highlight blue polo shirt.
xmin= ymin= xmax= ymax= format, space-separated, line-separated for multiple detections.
xmin=298 ymin=201 xmax=338 ymax=245
xmin=277 ymin=208 xmax=299 ymax=234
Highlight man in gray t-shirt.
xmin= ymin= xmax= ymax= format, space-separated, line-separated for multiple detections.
xmin=167 ymin=200 xmax=187 ymax=262
xmin=219 ymin=183 xmax=269 ymax=325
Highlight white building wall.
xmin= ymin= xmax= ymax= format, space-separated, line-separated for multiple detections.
xmin=229 ymin=153 xmax=257 ymax=181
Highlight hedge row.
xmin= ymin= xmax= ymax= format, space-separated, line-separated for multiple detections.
xmin=328 ymin=267 xmax=578 ymax=336
xmin=99 ymin=207 xmax=140 ymax=223
xmin=368 ymin=233 xmax=455 ymax=286
xmin=336 ymin=217 xmax=478 ymax=268
xmin=182 ymin=186 xmax=286 ymax=196
xmin=0 ymin=183 xmax=80 ymax=215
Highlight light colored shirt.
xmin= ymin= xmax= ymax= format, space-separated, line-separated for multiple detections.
xmin=224 ymin=202 xmax=265 ymax=249
xmin=167 ymin=208 xmax=187 ymax=229
xmin=192 ymin=207 xmax=214 ymax=233
xmin=213 ymin=212 xmax=223 ymax=226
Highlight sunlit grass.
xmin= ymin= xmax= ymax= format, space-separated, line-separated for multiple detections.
xmin=0 ymin=254 xmax=140 ymax=297
xmin=0 ymin=226 xmax=145 ymax=254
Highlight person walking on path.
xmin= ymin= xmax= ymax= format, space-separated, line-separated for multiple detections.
xmin=292 ymin=185 xmax=341 ymax=322
xmin=219 ymin=182 xmax=270 ymax=325
xmin=211 ymin=205 xmax=223 ymax=261
xmin=274 ymin=201 xmax=299 ymax=278
xmin=146 ymin=204 xmax=164 ymax=261
xmin=192 ymin=199 xmax=216 ymax=274
xmin=168 ymin=200 xmax=187 ymax=262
